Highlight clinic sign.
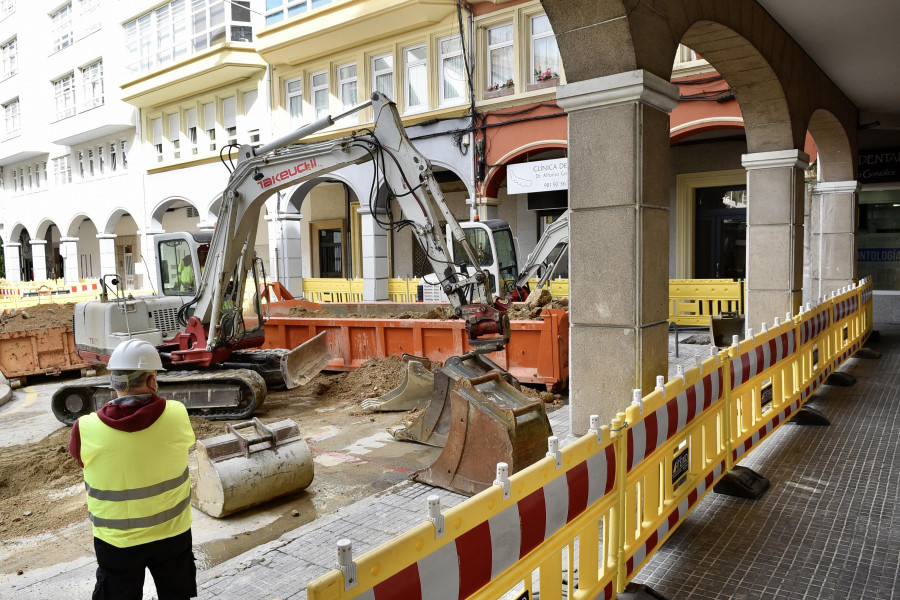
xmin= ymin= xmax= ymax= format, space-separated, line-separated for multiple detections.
xmin=858 ymin=148 xmax=900 ymax=184
xmin=506 ymin=158 xmax=568 ymax=194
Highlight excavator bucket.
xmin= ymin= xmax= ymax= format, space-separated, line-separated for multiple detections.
xmin=361 ymin=356 xmax=434 ymax=412
xmin=193 ymin=418 xmax=314 ymax=518
xmin=280 ymin=331 xmax=334 ymax=389
xmin=411 ymin=371 xmax=552 ymax=496
xmin=391 ymin=353 xmax=503 ymax=447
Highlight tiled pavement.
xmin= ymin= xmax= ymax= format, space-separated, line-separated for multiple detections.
xmin=195 ymin=326 xmax=898 ymax=599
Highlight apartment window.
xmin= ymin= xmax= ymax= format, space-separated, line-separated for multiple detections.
xmin=1 ymin=0 xmax=14 ymax=19
xmin=87 ymin=148 xmax=94 ymax=176
xmin=185 ymin=107 xmax=198 ymax=154
xmin=439 ymin=35 xmax=464 ymax=105
xmin=154 ymin=0 xmax=188 ymax=68
xmin=230 ymin=1 xmax=251 ymax=42
xmin=530 ymin=15 xmax=559 ymax=83
xmin=168 ymin=112 xmax=180 ymax=158
xmin=264 ymin=0 xmax=331 ymax=27
xmin=81 ymin=60 xmax=103 ymax=109
xmin=311 ymin=71 xmax=328 ymax=120
xmin=223 ymin=96 xmax=236 ymax=145
xmin=77 ymin=0 xmax=101 ymax=37
xmin=487 ymin=24 xmax=514 ymax=89
xmin=203 ymin=101 xmax=216 ymax=151
xmin=53 ymin=72 xmax=76 ymax=119
xmin=17 ymin=167 xmax=22 ymax=189
xmin=372 ymin=53 xmax=393 ymax=98
xmin=125 ymin=0 xmax=251 ymax=76
xmin=1 ymin=37 xmax=15 ymax=79
xmin=404 ymin=45 xmax=427 ymax=112
xmin=43 ymin=161 xmax=48 ymax=183
xmin=26 ymin=165 xmax=32 ymax=188
xmin=2 ymin=97 xmax=17 ymax=134
xmin=109 ymin=142 xmax=117 ymax=171
xmin=77 ymin=150 xmax=85 ymax=178
xmin=96 ymin=145 xmax=104 ymax=174
xmin=51 ymin=3 xmax=73 ymax=53
xmin=54 ymin=156 xmax=72 ymax=185
xmin=120 ymin=140 xmax=128 ymax=169
xmin=286 ymin=78 xmax=302 ymax=128
xmin=338 ymin=63 xmax=358 ymax=123
xmin=152 ymin=117 xmax=163 ymax=161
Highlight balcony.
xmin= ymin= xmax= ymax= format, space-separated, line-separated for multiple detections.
xmin=120 ymin=45 xmax=266 ymax=109
xmin=257 ymin=0 xmax=457 ymax=66
xmin=0 ymin=132 xmax=45 ymax=167
xmin=50 ymin=101 xmax=136 ymax=147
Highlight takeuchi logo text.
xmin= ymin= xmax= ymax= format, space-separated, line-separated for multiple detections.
xmin=256 ymin=159 xmax=318 ymax=188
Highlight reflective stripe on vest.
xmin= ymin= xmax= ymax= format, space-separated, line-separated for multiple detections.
xmin=79 ymin=401 xmax=194 ymax=547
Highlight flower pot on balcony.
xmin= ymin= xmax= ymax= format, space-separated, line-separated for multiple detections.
xmin=526 ymin=77 xmax=559 ymax=92
xmin=483 ymin=87 xmax=515 ymax=100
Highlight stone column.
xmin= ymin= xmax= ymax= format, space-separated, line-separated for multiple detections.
xmin=810 ymin=180 xmax=858 ymax=301
xmin=557 ymin=70 xmax=678 ymax=433
xmin=265 ymin=213 xmax=305 ymax=297
xmin=4 ymin=244 xmax=21 ymax=282
xmin=59 ymin=237 xmax=81 ymax=285
xmin=138 ymin=230 xmax=164 ymax=292
xmin=477 ymin=198 xmax=500 ymax=221
xmin=96 ymin=234 xmax=118 ymax=280
xmin=742 ymin=150 xmax=809 ymax=330
xmin=358 ymin=204 xmax=389 ymax=301
xmin=30 ymin=240 xmax=47 ymax=281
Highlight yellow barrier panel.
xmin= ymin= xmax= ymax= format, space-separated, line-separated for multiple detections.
xmin=668 ymin=279 xmax=743 ymax=327
xmin=302 ymin=278 xmax=365 ymax=303
xmin=305 ymin=279 xmax=873 ymax=600
xmin=388 ymin=279 xmax=419 ymax=302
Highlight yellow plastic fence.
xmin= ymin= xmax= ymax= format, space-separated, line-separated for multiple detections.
xmin=668 ymin=279 xmax=743 ymax=326
xmin=307 ymin=278 xmax=873 ymax=600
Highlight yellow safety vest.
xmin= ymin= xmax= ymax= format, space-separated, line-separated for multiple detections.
xmin=79 ymin=401 xmax=195 ymax=548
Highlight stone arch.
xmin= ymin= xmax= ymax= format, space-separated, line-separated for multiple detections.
xmin=102 ymin=208 xmax=134 ymax=235
xmin=65 ymin=213 xmax=93 ymax=238
xmin=807 ymin=109 xmax=855 ymax=181
xmin=679 ymin=21 xmax=792 ymax=153
xmin=8 ymin=222 xmax=28 ymax=244
xmin=149 ymin=196 xmax=202 ymax=230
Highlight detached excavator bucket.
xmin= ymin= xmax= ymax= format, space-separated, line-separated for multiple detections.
xmin=362 ymin=356 xmax=434 ymax=412
xmin=391 ymin=353 xmax=503 ymax=447
xmin=193 ymin=418 xmax=314 ymax=518
xmin=280 ymin=331 xmax=334 ymax=389
xmin=411 ymin=371 xmax=552 ymax=496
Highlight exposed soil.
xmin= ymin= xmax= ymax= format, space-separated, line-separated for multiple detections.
xmin=0 ymin=353 xmax=561 ymax=543
xmin=0 ymin=302 xmax=76 ymax=333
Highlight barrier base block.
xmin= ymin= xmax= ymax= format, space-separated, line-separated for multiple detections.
xmin=619 ymin=583 xmax=671 ymax=600
xmin=825 ymin=372 xmax=856 ymax=386
xmin=713 ymin=466 xmax=770 ymax=499
xmin=789 ymin=406 xmax=830 ymax=426
xmin=855 ymin=348 xmax=881 ymax=359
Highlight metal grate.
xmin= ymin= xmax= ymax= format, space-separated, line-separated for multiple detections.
xmin=151 ymin=307 xmax=180 ymax=335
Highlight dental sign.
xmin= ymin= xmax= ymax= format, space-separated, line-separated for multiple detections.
xmin=506 ymin=158 xmax=569 ymax=194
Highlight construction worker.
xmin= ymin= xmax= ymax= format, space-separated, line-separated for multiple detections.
xmin=68 ymin=339 xmax=197 ymax=599
xmin=177 ymin=255 xmax=195 ymax=292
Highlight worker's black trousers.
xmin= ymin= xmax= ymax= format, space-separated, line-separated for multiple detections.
xmin=92 ymin=529 xmax=197 ymax=600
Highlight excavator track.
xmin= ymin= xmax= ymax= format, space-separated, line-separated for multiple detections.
xmin=51 ymin=369 xmax=267 ymax=426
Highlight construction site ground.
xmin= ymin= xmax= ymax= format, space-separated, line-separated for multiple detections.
xmin=0 ymin=346 xmax=562 ymax=598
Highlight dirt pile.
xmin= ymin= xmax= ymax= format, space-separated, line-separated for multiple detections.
xmin=0 ymin=428 xmax=86 ymax=540
xmin=0 ymin=302 xmax=76 ymax=333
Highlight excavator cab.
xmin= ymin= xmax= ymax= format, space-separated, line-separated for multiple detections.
xmin=157 ymin=232 xmax=212 ymax=297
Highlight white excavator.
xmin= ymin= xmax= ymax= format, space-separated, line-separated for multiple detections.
xmin=51 ymin=93 xmax=550 ymax=495
xmin=418 ymin=209 xmax=569 ymax=303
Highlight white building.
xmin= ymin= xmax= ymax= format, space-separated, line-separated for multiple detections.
xmin=0 ymin=0 xmax=476 ymax=300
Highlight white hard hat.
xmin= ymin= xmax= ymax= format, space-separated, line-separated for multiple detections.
xmin=108 ymin=339 xmax=166 ymax=371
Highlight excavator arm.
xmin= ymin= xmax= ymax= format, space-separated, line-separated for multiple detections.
xmin=176 ymin=92 xmax=509 ymax=366
xmin=514 ymin=209 xmax=569 ymax=292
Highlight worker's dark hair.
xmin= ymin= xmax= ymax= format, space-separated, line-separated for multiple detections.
xmin=109 ymin=370 xmax=153 ymax=393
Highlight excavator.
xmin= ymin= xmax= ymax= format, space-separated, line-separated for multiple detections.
xmin=50 ymin=92 xmax=551 ymax=495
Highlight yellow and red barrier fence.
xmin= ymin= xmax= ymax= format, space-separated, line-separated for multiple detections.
xmin=307 ymin=278 xmax=873 ymax=600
